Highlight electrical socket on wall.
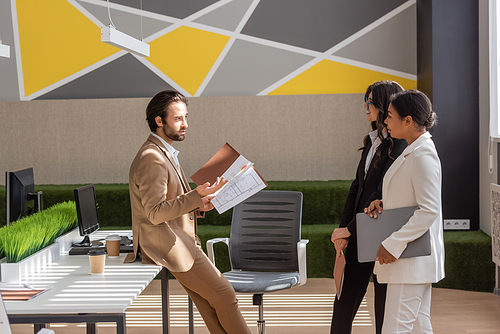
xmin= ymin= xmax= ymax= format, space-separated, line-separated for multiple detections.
xmin=443 ymin=219 xmax=470 ymax=230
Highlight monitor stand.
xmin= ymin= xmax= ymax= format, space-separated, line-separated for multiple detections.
xmin=72 ymin=235 xmax=103 ymax=247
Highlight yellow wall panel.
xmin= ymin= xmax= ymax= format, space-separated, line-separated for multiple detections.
xmin=147 ymin=26 xmax=230 ymax=96
xmin=17 ymin=0 xmax=118 ymax=97
xmin=269 ymin=59 xmax=417 ymax=95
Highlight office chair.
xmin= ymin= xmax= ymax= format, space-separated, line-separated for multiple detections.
xmin=206 ymin=190 xmax=309 ymax=334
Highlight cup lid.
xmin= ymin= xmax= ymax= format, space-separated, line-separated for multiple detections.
xmin=106 ymin=234 xmax=121 ymax=241
xmin=88 ymin=249 xmax=106 ymax=256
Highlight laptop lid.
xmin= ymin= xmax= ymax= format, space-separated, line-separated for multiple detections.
xmin=356 ymin=206 xmax=431 ymax=263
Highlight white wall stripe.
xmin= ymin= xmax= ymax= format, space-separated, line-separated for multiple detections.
xmin=10 ymin=0 xmax=25 ymax=100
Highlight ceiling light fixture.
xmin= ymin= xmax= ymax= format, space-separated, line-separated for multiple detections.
xmin=101 ymin=26 xmax=150 ymax=57
xmin=0 ymin=29 xmax=10 ymax=58
xmin=101 ymin=0 xmax=150 ymax=57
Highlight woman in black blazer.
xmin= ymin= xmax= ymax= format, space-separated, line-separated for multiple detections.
xmin=330 ymin=81 xmax=407 ymax=334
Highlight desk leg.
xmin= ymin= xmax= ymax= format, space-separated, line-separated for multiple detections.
xmin=34 ymin=324 xmax=46 ymax=334
xmin=161 ymin=267 xmax=169 ymax=334
xmin=86 ymin=322 xmax=96 ymax=334
xmin=116 ymin=314 xmax=127 ymax=334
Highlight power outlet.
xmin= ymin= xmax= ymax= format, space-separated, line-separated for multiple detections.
xmin=443 ymin=219 xmax=470 ymax=230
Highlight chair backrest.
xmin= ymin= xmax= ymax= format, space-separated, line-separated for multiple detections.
xmin=229 ymin=190 xmax=303 ymax=272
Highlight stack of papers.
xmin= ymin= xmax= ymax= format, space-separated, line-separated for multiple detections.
xmin=191 ymin=143 xmax=267 ymax=214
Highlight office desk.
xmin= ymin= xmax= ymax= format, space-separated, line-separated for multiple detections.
xmin=5 ymin=252 xmax=163 ymax=334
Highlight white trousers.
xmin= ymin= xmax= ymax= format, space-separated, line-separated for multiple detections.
xmin=382 ymin=283 xmax=432 ymax=334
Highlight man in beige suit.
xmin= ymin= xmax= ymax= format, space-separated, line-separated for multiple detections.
xmin=125 ymin=90 xmax=251 ymax=334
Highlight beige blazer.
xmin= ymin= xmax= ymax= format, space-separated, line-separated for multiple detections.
xmin=125 ymin=134 xmax=204 ymax=272
xmin=375 ymin=132 xmax=445 ymax=284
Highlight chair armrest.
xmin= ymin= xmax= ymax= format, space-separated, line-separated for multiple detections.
xmin=297 ymin=239 xmax=309 ymax=286
xmin=206 ymin=237 xmax=229 ymax=264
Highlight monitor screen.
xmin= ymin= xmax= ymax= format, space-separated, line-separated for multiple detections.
xmin=5 ymin=167 xmax=43 ymax=224
xmin=73 ymin=184 xmax=100 ymax=247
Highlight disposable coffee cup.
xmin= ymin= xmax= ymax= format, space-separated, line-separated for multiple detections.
xmin=106 ymin=234 xmax=121 ymax=257
xmin=88 ymin=249 xmax=106 ymax=274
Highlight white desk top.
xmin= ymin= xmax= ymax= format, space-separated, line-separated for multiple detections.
xmin=5 ymin=250 xmax=161 ymax=315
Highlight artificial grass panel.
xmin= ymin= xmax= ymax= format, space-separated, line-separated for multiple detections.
xmin=192 ymin=181 xmax=352 ymax=226
xmin=203 ymin=225 xmax=496 ymax=292
xmin=104 ymin=224 xmax=495 ymax=292
xmin=434 ymin=230 xmax=495 ymax=292
xmin=1 ymin=182 xmax=495 ymax=292
xmin=301 ymin=224 xmax=337 ymax=278
xmin=0 ymin=181 xmax=353 ymax=227
xmin=261 ymin=181 xmax=352 ymax=225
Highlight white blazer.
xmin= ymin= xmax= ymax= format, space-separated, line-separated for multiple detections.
xmin=375 ymin=132 xmax=445 ymax=284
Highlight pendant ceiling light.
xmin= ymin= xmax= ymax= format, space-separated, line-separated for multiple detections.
xmin=101 ymin=0 xmax=150 ymax=57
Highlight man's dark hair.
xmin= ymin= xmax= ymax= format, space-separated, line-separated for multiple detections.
xmin=146 ymin=90 xmax=188 ymax=132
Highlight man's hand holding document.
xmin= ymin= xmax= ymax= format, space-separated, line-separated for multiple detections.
xmin=191 ymin=143 xmax=267 ymax=214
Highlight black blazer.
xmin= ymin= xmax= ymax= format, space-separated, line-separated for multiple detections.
xmin=340 ymin=137 xmax=407 ymax=240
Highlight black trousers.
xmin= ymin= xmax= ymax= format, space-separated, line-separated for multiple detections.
xmin=330 ymin=241 xmax=387 ymax=334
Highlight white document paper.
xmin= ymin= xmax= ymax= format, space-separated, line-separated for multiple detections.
xmin=211 ymin=166 xmax=267 ymax=214
xmin=190 ymin=143 xmax=267 ymax=214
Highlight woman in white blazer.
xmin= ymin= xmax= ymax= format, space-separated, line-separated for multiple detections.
xmin=365 ymin=90 xmax=445 ymax=334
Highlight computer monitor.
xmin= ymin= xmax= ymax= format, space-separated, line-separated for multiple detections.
xmin=5 ymin=167 xmax=43 ymax=224
xmin=73 ymin=184 xmax=100 ymax=247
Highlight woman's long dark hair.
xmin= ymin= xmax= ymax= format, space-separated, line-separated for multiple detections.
xmin=360 ymin=80 xmax=404 ymax=168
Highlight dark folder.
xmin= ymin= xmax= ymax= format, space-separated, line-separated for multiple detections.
xmin=356 ymin=206 xmax=431 ymax=263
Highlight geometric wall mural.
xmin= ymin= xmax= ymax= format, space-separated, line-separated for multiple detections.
xmin=0 ymin=0 xmax=417 ymax=101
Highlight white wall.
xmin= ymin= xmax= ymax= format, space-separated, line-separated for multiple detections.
xmin=480 ymin=0 xmax=497 ymax=236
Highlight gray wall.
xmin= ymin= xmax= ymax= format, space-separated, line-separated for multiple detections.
xmin=0 ymin=94 xmax=367 ymax=185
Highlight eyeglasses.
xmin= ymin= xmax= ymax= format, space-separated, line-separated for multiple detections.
xmin=364 ymin=95 xmax=374 ymax=108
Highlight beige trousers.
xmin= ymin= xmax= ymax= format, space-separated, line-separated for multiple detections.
xmin=171 ymin=243 xmax=251 ymax=334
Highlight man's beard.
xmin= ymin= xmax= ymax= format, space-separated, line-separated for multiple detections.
xmin=162 ymin=124 xmax=185 ymax=142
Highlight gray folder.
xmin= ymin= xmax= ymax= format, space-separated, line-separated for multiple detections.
xmin=356 ymin=206 xmax=431 ymax=263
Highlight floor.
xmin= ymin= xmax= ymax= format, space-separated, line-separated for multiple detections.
xmin=9 ymin=278 xmax=500 ymax=334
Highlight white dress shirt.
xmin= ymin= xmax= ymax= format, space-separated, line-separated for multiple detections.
xmin=151 ymin=133 xmax=180 ymax=168
xmin=364 ymin=129 xmax=388 ymax=178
